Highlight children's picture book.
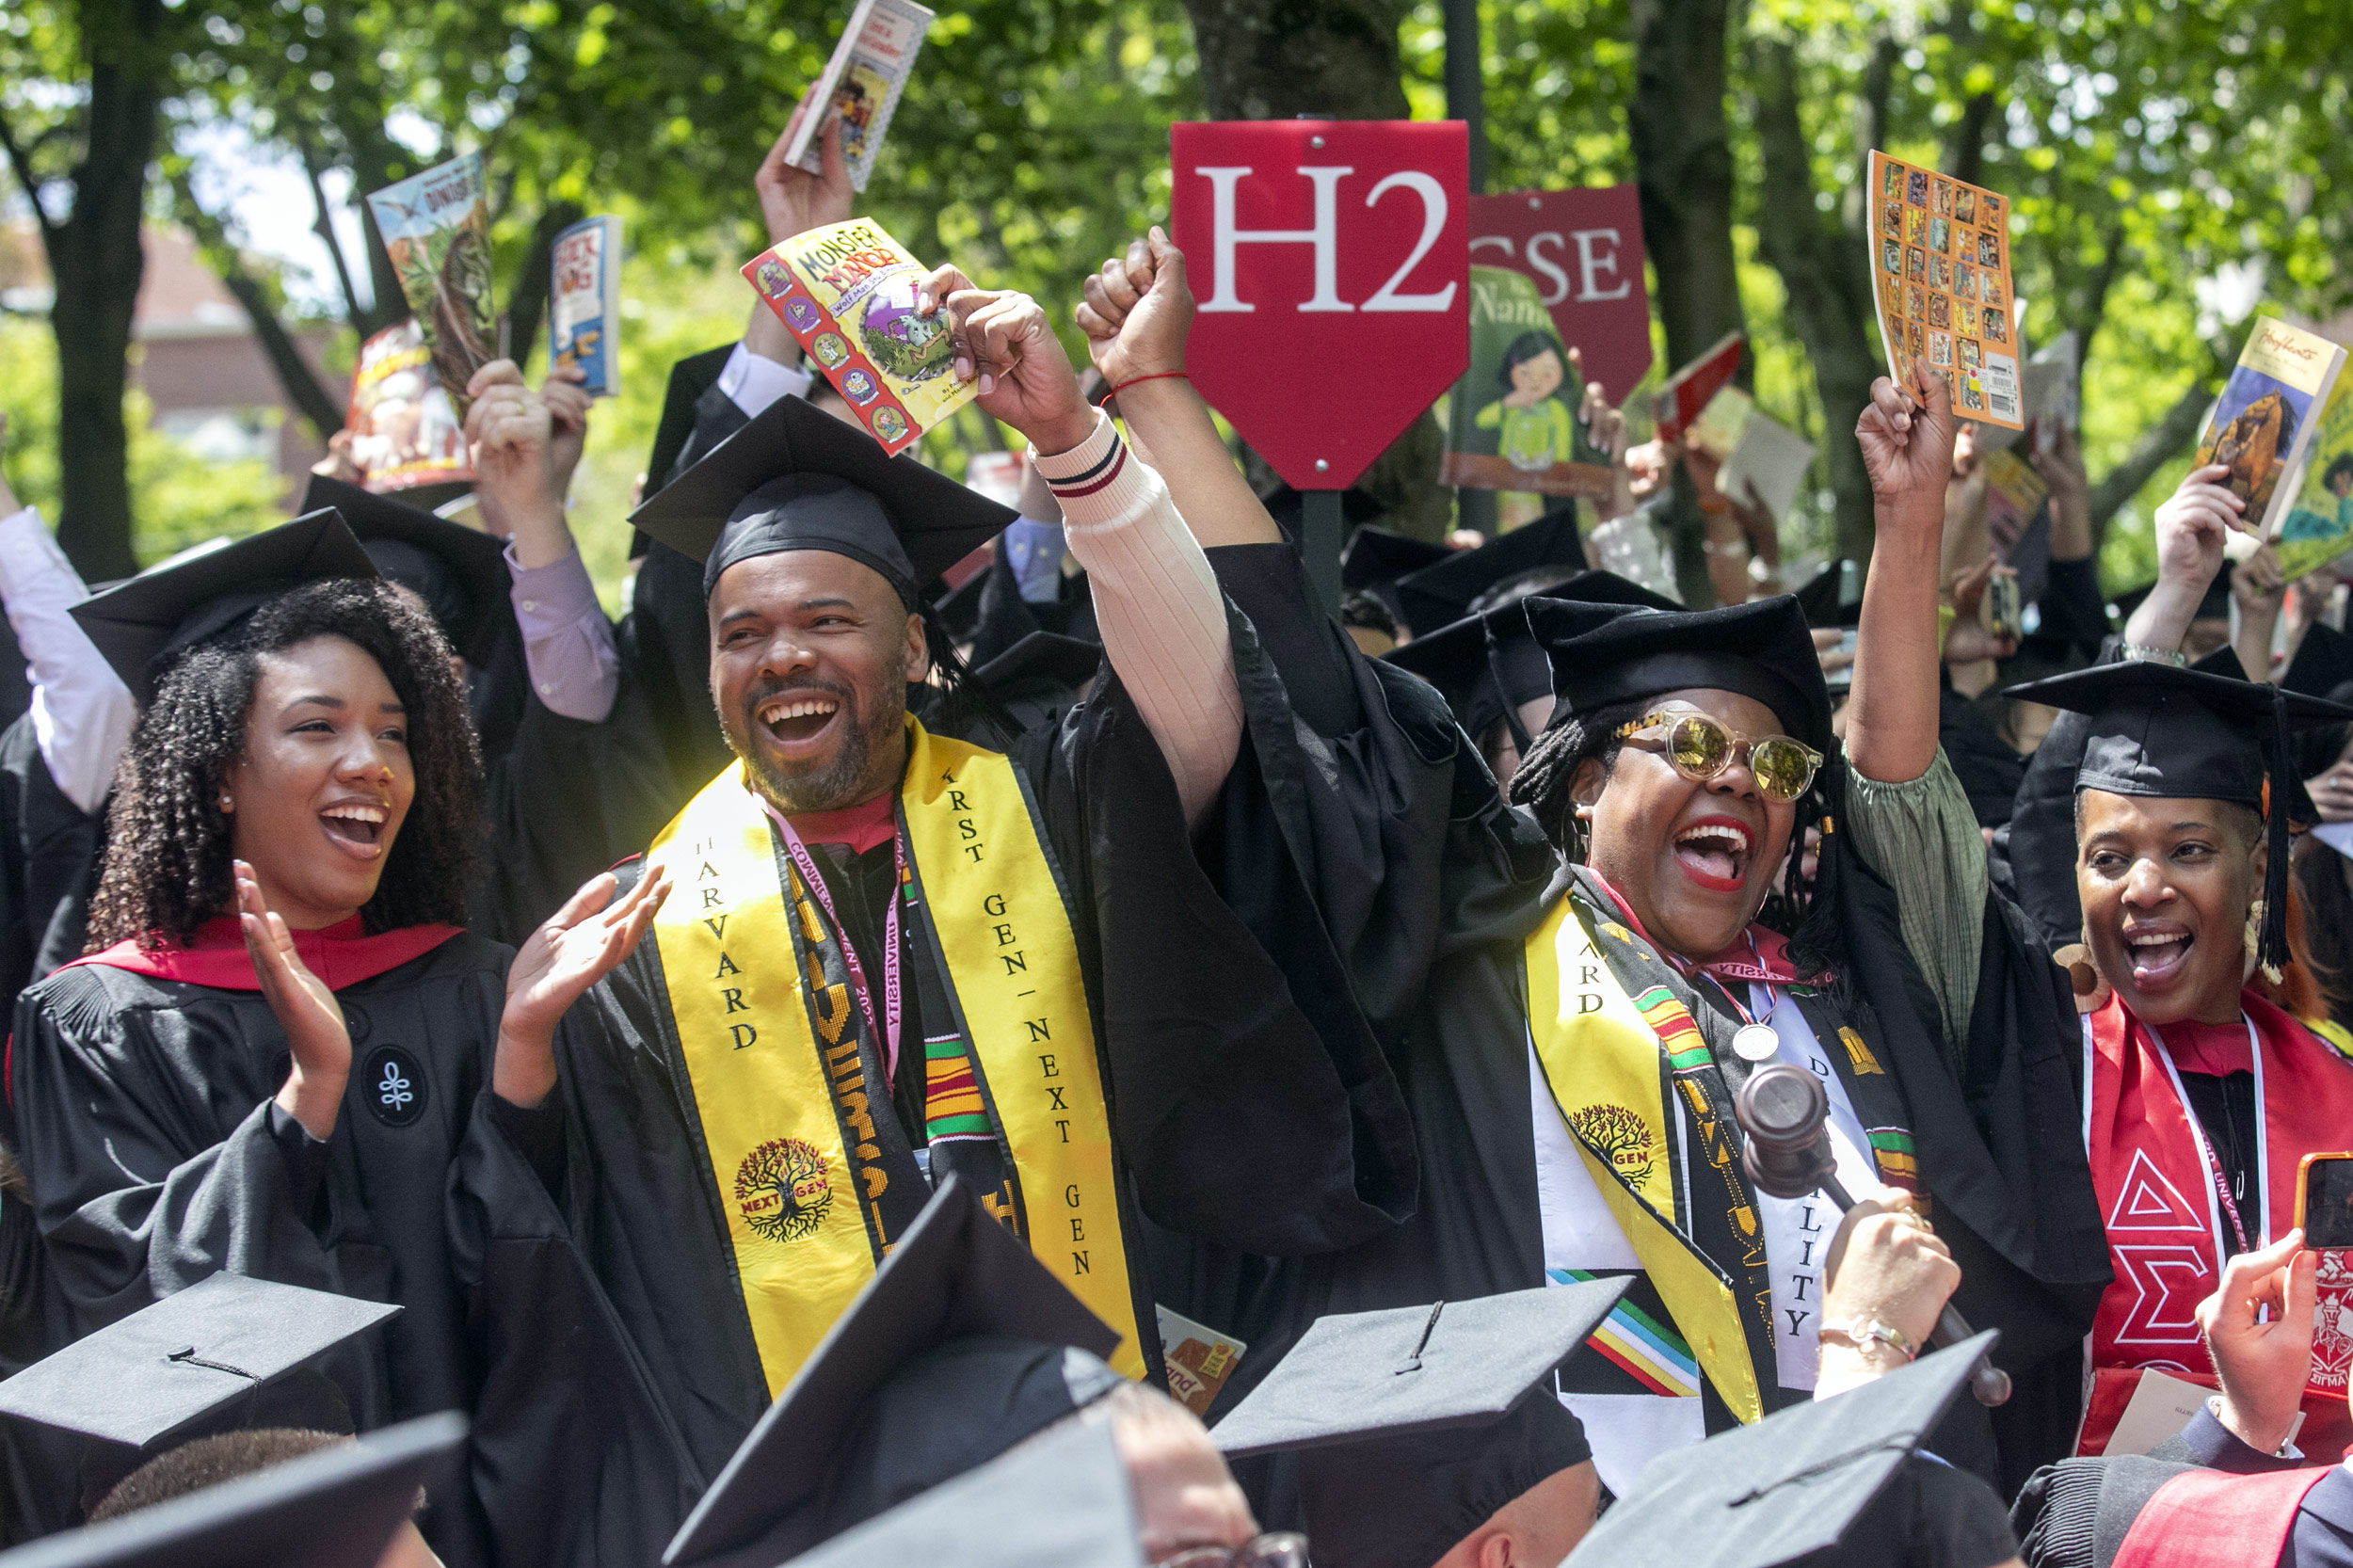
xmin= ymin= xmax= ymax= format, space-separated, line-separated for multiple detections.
xmin=1441 ymin=265 xmax=1612 ymax=498
xmin=1865 ymin=152 xmax=2022 ymax=430
xmin=2195 ymin=316 xmax=2348 ymax=539
xmin=1654 ymin=330 xmax=1744 ymax=447
xmin=365 ymin=152 xmax=497 ymax=419
xmin=742 ymin=217 xmax=977 ymax=456
xmin=2272 ymin=370 xmax=2353 ymax=581
xmin=1717 ymin=407 xmax=1817 ymax=526
xmin=345 ymin=319 xmax=472 ymax=492
xmin=784 ymin=0 xmax=935 ymax=193
xmin=549 ymin=215 xmax=623 ymax=397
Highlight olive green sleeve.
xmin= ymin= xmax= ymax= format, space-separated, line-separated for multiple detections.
xmin=1843 ymin=748 xmax=1988 ymax=1058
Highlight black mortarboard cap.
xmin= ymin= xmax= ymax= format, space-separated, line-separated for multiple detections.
xmin=974 ymin=631 xmax=1102 ymax=696
xmin=1392 ymin=511 xmax=1584 ymax=637
xmin=2008 ymin=659 xmax=2353 ymax=978
xmin=663 ymin=1176 xmax=1125 ymax=1568
xmin=1342 ymin=525 xmax=1453 ymax=617
xmin=1527 ymin=593 xmax=1834 ymax=755
xmin=1209 ymin=1281 xmax=1623 ymax=1458
xmin=1212 ymin=1285 xmax=1622 ymax=1568
xmin=0 ymin=1411 xmax=466 ymax=1568
xmin=0 ymin=1273 xmax=399 ymax=1457
xmin=630 ymin=394 xmax=1016 ymax=608
xmin=1793 ymin=561 xmax=1862 ymax=630
xmin=1385 ymin=605 xmax=1549 ymax=748
xmin=1563 ymin=1334 xmax=2003 ymax=1568
xmin=300 ymin=475 xmax=512 ymax=668
xmin=69 ymin=512 xmax=379 ymax=707
xmin=777 ymin=1419 xmax=1143 ymax=1568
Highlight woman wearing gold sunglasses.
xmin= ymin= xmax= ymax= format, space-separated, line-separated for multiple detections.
xmin=1484 ymin=361 xmax=2107 ymax=1498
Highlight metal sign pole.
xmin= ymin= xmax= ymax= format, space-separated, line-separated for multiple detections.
xmin=1304 ymin=489 xmax=1343 ymax=615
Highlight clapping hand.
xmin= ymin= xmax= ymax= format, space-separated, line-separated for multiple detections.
xmin=493 ymin=868 xmax=670 ymax=1109
xmin=241 ymin=860 xmax=353 ymax=1141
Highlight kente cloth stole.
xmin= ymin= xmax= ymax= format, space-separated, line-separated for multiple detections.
xmin=2082 ymin=991 xmax=2353 ymax=1412
xmin=1523 ymin=890 xmax=1920 ymax=1425
xmin=647 ymin=724 xmax=1144 ymax=1398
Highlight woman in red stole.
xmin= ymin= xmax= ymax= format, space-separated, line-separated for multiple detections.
xmin=7 ymin=520 xmax=660 ymax=1560
xmin=2009 ymin=468 xmax=2353 ymax=1462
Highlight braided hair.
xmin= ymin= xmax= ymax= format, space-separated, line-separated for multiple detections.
xmin=1509 ymin=697 xmax=1844 ymax=981
xmin=86 ymin=579 xmax=484 ymax=950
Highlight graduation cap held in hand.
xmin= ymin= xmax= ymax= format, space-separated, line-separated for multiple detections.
xmin=69 ymin=511 xmax=379 ymax=707
xmin=630 ymin=393 xmax=1016 ymax=607
xmin=1391 ymin=511 xmax=1586 ymax=638
xmin=0 ymin=1273 xmax=402 ymax=1512
xmin=663 ymin=1175 xmax=1127 ymax=1568
xmin=1563 ymin=1334 xmax=2012 ymax=1568
xmin=300 ymin=474 xmax=513 ymax=669
xmin=1209 ymin=1282 xmax=1625 ymax=1568
xmin=0 ymin=1412 xmax=466 ymax=1568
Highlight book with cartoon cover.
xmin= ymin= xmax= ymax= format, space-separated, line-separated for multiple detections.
xmin=1865 ymin=152 xmax=2022 ymax=431
xmin=2194 ymin=316 xmax=2347 ymax=541
xmin=345 ymin=319 xmax=473 ymax=492
xmin=2271 ymin=367 xmax=2353 ymax=580
xmin=1441 ymin=265 xmax=1611 ymax=498
xmin=365 ymin=152 xmax=497 ymax=419
xmin=549 ymin=214 xmax=623 ymax=397
xmin=783 ymin=0 xmax=935 ymax=194
xmin=742 ymin=217 xmax=976 ymax=455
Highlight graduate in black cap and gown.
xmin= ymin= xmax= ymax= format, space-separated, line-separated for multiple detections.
xmin=8 ymin=513 xmax=665 ymax=1565
xmin=448 ymin=247 xmax=1420 ymax=1568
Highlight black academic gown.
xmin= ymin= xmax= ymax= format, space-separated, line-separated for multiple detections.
xmin=7 ymin=934 xmax=514 ymax=1565
xmin=0 ymin=714 xmax=104 ymax=1032
xmin=447 ymin=544 xmax=1422 ymax=1568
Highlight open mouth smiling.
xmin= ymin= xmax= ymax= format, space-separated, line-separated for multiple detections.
xmin=2121 ymin=922 xmax=2195 ymax=989
xmin=319 ymin=801 xmax=389 ymax=859
xmin=758 ymin=693 xmax=843 ymax=747
xmin=1673 ymin=817 xmax=1754 ymax=893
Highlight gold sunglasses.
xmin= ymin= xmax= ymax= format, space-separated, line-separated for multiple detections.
xmin=1613 ymin=710 xmax=1824 ymax=802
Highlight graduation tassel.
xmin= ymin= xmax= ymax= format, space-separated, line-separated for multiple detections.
xmin=2260 ymin=685 xmax=2292 ymax=985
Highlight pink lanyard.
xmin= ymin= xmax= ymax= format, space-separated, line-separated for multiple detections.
xmin=2146 ymin=1016 xmax=2260 ymax=1259
xmin=770 ymin=812 xmax=905 ymax=1081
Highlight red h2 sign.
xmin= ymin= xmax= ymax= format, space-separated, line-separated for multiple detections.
xmin=1171 ymin=120 xmax=1468 ymax=491
xmin=1468 ymin=186 xmax=1653 ymax=404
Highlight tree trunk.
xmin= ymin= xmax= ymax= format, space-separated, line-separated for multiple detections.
xmin=1746 ymin=35 xmax=1881 ymax=573
xmin=1626 ymin=0 xmax=1747 ymax=604
xmin=168 ymin=170 xmax=348 ymax=440
xmin=1178 ymin=0 xmax=1452 ymax=541
xmin=503 ymin=200 xmax=585 ymax=373
xmin=30 ymin=0 xmax=169 ymax=581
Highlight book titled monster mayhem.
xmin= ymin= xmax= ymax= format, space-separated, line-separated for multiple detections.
xmin=743 ymin=217 xmax=977 ymax=456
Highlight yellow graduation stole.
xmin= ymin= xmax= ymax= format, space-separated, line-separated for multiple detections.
xmin=1523 ymin=897 xmax=1765 ymax=1424
xmin=646 ymin=721 xmax=1144 ymax=1397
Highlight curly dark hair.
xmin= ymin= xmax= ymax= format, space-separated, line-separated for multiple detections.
xmin=1509 ymin=699 xmax=1841 ymax=978
xmin=86 ymin=579 xmax=484 ymax=950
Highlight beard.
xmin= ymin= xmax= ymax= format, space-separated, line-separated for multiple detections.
xmin=722 ymin=672 xmax=905 ymax=816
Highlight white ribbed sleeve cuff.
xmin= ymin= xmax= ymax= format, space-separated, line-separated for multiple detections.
xmin=1032 ymin=412 xmax=1241 ymax=824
